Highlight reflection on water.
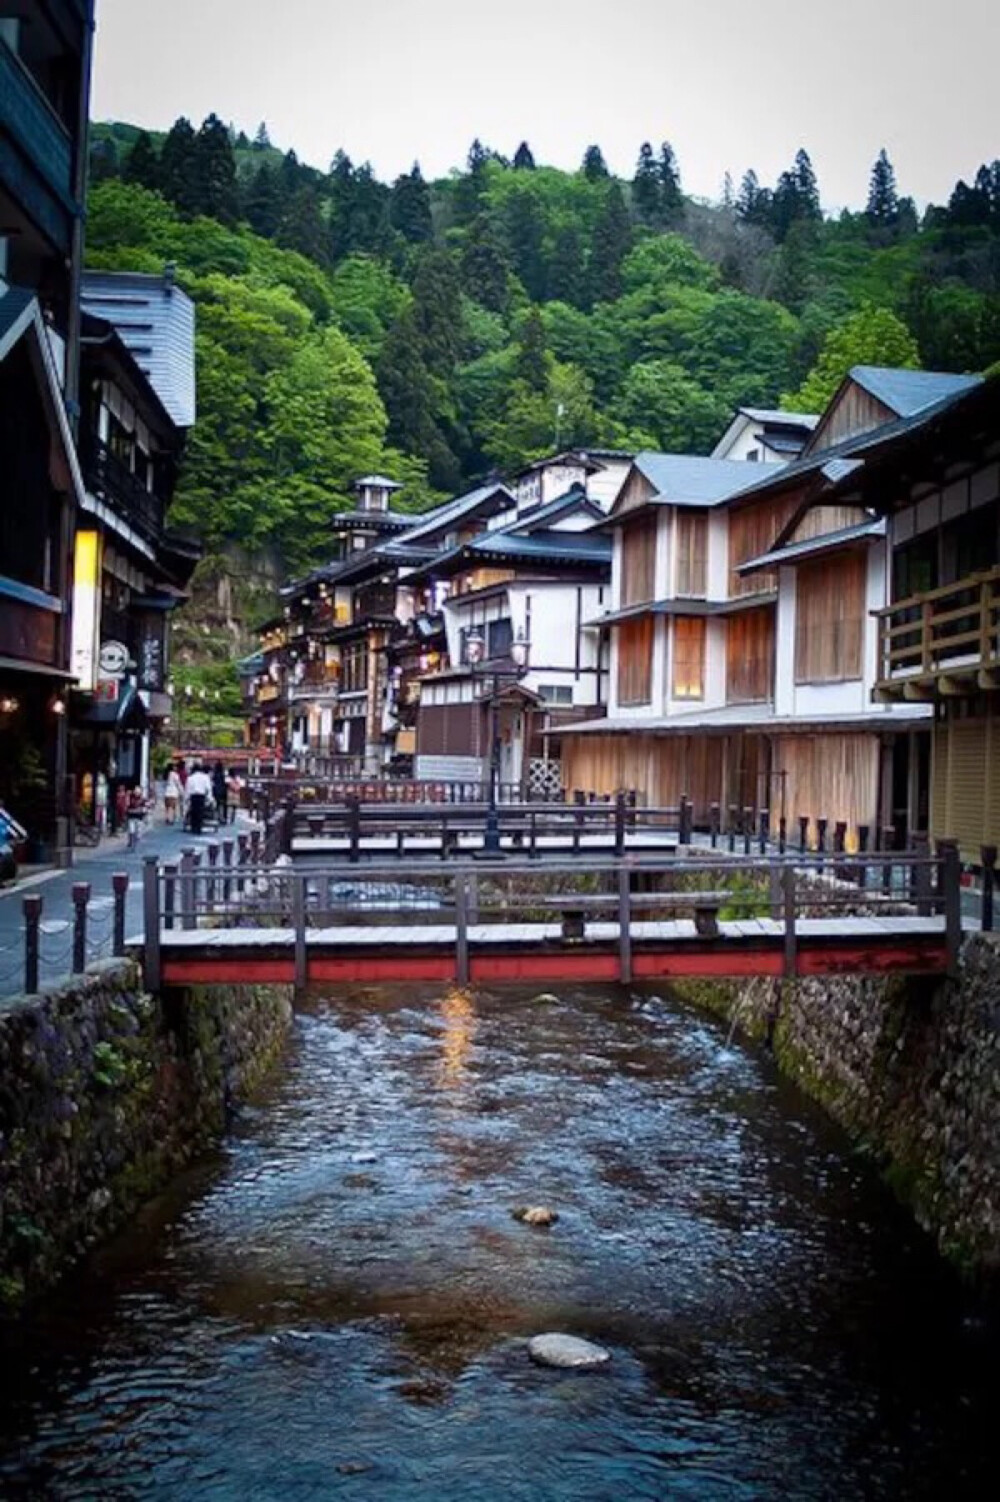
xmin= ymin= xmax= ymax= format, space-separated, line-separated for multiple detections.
xmin=0 ymin=984 xmax=995 ymax=1500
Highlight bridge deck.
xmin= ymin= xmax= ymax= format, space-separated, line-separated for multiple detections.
xmin=151 ymin=915 xmax=949 ymax=986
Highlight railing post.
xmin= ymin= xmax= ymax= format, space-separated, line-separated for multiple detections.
xmin=529 ymin=807 xmax=538 ymax=859
xmin=454 ymin=872 xmax=469 ymax=986
xmin=798 ymin=814 xmax=809 ymax=854
xmin=249 ymin=828 xmax=262 ymax=868
xmin=618 ymin=863 xmax=632 ymax=984
xmin=180 ymin=848 xmax=195 ymax=930
xmin=237 ymin=834 xmax=249 ymax=896
xmin=440 ymin=809 xmax=449 ymax=860
xmin=292 ymin=873 xmax=307 ymax=991
xmin=855 ymin=825 xmax=869 ymax=889
xmin=758 ymin=807 xmax=769 ymax=855
xmin=981 ymin=844 xmax=997 ymax=933
xmin=778 ymin=815 xmax=787 ymax=855
xmin=282 ymin=797 xmax=295 ymax=857
xmin=815 ymin=817 xmax=827 ymax=872
xmin=727 ymin=805 xmax=737 ymax=854
xmin=938 ymin=838 xmax=962 ymax=972
xmin=782 ymin=864 xmax=797 ymax=978
xmin=880 ymin=826 xmax=895 ymax=896
xmin=679 ymin=794 xmax=692 ymax=846
xmin=742 ymin=807 xmax=752 ymax=856
xmin=769 ymin=859 xmax=782 ymax=920
xmin=709 ymin=802 xmax=720 ymax=849
xmin=613 ymin=792 xmax=626 ymax=858
xmin=143 ymin=857 xmax=161 ymax=990
xmin=112 ymin=872 xmax=129 ymax=956
xmin=573 ymin=789 xmax=585 ymax=853
xmin=207 ymin=843 xmax=219 ymax=910
xmin=23 ymin=893 xmax=41 ymax=994
xmin=347 ymin=794 xmax=360 ymax=865
xmin=912 ymin=832 xmax=932 ymax=914
xmin=72 ymin=882 xmax=90 ymax=974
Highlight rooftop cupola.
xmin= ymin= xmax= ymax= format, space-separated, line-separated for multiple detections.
xmin=355 ymin=474 xmax=402 ymax=514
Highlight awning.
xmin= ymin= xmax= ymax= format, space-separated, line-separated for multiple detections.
xmin=72 ymin=683 xmax=148 ymax=730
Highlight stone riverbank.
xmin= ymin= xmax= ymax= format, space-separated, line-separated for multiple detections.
xmin=0 ymin=959 xmax=291 ymax=1313
xmin=674 ymin=933 xmax=1000 ymax=1280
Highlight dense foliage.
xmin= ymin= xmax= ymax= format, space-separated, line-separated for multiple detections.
xmin=89 ymin=121 xmax=1000 ymax=574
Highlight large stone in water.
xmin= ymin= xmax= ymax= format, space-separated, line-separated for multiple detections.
xmin=513 ymin=1205 xmax=559 ymax=1227
xmin=527 ymin=1333 xmax=611 ymax=1370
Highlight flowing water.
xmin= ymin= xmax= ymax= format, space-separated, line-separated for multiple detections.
xmin=0 ymin=985 xmax=994 ymax=1499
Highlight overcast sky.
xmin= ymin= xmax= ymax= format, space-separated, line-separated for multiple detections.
xmin=91 ymin=0 xmax=998 ymax=210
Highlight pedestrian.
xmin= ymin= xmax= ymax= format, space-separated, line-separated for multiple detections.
xmin=126 ymin=785 xmax=146 ymax=849
xmin=186 ymin=762 xmax=211 ymax=836
xmin=164 ymin=765 xmax=182 ymax=825
xmin=212 ymin=761 xmax=227 ymax=825
xmin=226 ymin=767 xmax=241 ymax=823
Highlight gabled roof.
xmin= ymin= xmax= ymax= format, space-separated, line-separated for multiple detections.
xmin=849 ymin=365 xmax=982 ymax=418
xmin=624 ymin=452 xmax=761 ymax=509
xmin=402 ymin=481 xmax=515 ymax=545
xmin=0 ymin=285 xmax=86 ymax=509
xmin=511 ymin=449 xmax=603 ymax=477
xmin=505 ymin=485 xmax=604 ymax=534
xmin=355 ymin=474 xmax=402 ymax=489
xmin=740 ymin=407 xmax=818 ymax=429
xmin=710 ymin=407 xmax=818 ymax=461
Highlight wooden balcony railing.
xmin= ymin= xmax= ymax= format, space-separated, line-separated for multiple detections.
xmin=874 ymin=566 xmax=1000 ymax=694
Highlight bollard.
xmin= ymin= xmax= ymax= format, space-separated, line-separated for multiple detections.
xmin=142 ymin=858 xmax=161 ymax=990
xmin=742 ymin=807 xmax=752 ymax=857
xmin=180 ymin=848 xmax=196 ymax=930
xmin=758 ymin=808 xmax=769 ymax=855
xmin=778 ymin=815 xmax=787 ymax=855
xmin=880 ymin=825 xmax=896 ymax=896
xmin=709 ymin=803 xmax=720 ymax=849
xmin=72 ymin=882 xmax=90 ymax=973
xmin=679 ymin=794 xmax=692 ymax=846
xmin=798 ymin=814 xmax=809 ymax=854
xmin=728 ymin=805 xmax=738 ymax=854
xmin=23 ymin=893 xmax=42 ymax=994
xmin=112 ymin=872 xmax=129 ymax=956
xmin=164 ymin=862 xmax=177 ymax=930
xmin=613 ymin=792 xmax=626 ymax=858
xmin=857 ymin=825 xmax=870 ymax=890
xmin=208 ymin=843 xmax=220 ymax=909
xmin=981 ymin=844 xmax=997 ymax=933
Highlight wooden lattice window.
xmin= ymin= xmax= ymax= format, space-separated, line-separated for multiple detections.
xmin=675 ymin=511 xmax=707 ymax=597
xmin=617 ymin=616 xmax=653 ymax=705
xmin=620 ymin=516 xmax=656 ymax=606
xmin=795 ymin=552 xmax=865 ymax=682
xmin=672 ymin=617 xmax=705 ymax=699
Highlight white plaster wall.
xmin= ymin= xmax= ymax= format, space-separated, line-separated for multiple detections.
xmin=704 ymin=618 xmax=727 ymax=709
xmin=587 ymin=458 xmax=632 ymax=509
xmin=655 ymin=510 xmax=671 ymax=598
xmin=707 ymin=509 xmax=729 ymax=600
xmin=774 ymin=564 xmax=796 ymax=716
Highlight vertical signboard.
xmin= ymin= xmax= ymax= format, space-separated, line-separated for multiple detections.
xmin=70 ymin=530 xmax=102 ymax=690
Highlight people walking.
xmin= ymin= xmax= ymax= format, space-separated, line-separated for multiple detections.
xmin=226 ymin=767 xmax=241 ymax=823
xmin=164 ymin=766 xmax=183 ymax=825
xmin=186 ymin=763 xmax=211 ymax=836
xmin=212 ymin=761 xmax=227 ymax=826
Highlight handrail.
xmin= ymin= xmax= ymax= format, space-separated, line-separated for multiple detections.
xmin=872 ymin=564 xmax=1000 ymax=618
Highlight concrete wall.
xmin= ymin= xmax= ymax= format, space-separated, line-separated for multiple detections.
xmin=0 ymin=961 xmax=291 ymax=1313
xmin=674 ymin=933 xmax=1000 ymax=1280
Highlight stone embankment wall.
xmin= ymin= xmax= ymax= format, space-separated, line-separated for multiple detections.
xmin=0 ymin=960 xmax=291 ymax=1312
xmin=676 ymin=934 xmax=1000 ymax=1279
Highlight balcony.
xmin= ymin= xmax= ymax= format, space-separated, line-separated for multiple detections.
xmin=288 ymin=662 xmax=340 ymax=702
xmin=0 ymin=40 xmax=75 ymax=254
xmin=874 ymin=567 xmax=1000 ymax=700
xmin=81 ymin=435 xmax=165 ymax=549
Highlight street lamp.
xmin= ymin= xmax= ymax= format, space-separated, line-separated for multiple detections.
xmin=466 ymin=624 xmax=530 ymax=855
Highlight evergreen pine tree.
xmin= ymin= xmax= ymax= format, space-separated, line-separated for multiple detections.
xmin=389 ymin=162 xmax=433 ymax=243
xmin=721 ymin=171 xmax=735 ymax=211
xmin=278 ymin=185 xmax=329 ymax=264
xmin=513 ymin=141 xmax=536 ymax=170
xmin=159 ymin=117 xmax=201 ymax=217
xmin=794 ymin=148 xmax=821 ymax=218
xmin=658 ymin=141 xmax=683 ymax=225
xmin=377 ymin=309 xmax=440 ymax=457
xmin=244 ymin=163 xmax=283 ymax=237
xmin=590 ymin=182 xmax=632 ymax=302
xmin=411 ymin=249 xmax=463 ymax=377
xmin=123 ymin=130 xmax=160 ymax=191
xmin=89 ymin=136 xmax=120 ymax=183
xmin=348 ymin=164 xmax=391 ymax=255
xmin=582 ymin=145 xmax=609 ymax=182
xmin=515 ymin=308 xmax=548 ymax=393
xmin=194 ymin=113 xmax=239 ymax=224
xmin=460 ymin=215 xmax=511 ymax=312
xmin=865 ymin=148 xmax=899 ymax=231
xmin=454 ymin=139 xmax=490 ymax=223
xmin=632 ymin=142 xmax=660 ymax=223
xmin=328 ymin=150 xmax=355 ymax=261
xmin=503 ymin=187 xmax=547 ymax=300
xmin=253 ymin=121 xmax=271 ymax=151
xmin=546 ymin=222 xmax=588 ymax=308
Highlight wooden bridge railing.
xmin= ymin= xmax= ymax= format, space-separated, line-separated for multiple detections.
xmin=141 ymin=844 xmax=962 ymax=991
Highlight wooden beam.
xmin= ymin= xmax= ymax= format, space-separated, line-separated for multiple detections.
xmin=902 ymin=682 xmax=938 ymax=702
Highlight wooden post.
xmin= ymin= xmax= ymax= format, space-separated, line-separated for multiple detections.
xmin=679 ymin=794 xmax=692 ymax=846
xmin=112 ymin=872 xmax=129 ymax=956
xmin=709 ymin=802 xmax=720 ymax=849
xmin=529 ymin=807 xmax=538 ymax=859
xmin=798 ymin=814 xmax=809 ymax=854
xmin=292 ymin=874 xmax=307 ymax=991
xmin=207 ymin=843 xmax=219 ymax=910
xmin=237 ymin=834 xmax=249 ymax=896
xmin=816 ymin=818 xmax=827 ymax=871
xmin=250 ymin=828 xmax=262 ymax=867
xmin=72 ymin=882 xmax=90 ymax=973
xmin=613 ymin=792 xmax=626 ymax=858
xmin=573 ymin=789 xmax=585 ymax=853
xmin=778 ymin=815 xmax=787 ymax=855
xmin=769 ymin=859 xmax=782 ymax=921
xmin=282 ymin=797 xmax=295 ymax=857
xmin=347 ymin=795 xmax=360 ymax=865
xmin=164 ymin=862 xmax=177 ymax=931
xmin=727 ymin=805 xmax=737 ymax=853
xmin=912 ymin=832 xmax=932 ymax=915
xmin=222 ymin=838 xmax=233 ymax=904
xmin=143 ymin=857 xmax=161 ymax=992
xmin=880 ymin=825 xmax=895 ymax=897
xmin=23 ymin=893 xmax=41 ymax=995
xmin=938 ymin=839 xmax=962 ymax=972
xmin=782 ymin=864 xmax=797 ymax=978
xmin=180 ymin=848 xmax=195 ymax=930
xmin=758 ymin=807 xmax=769 ymax=855
xmin=742 ymin=807 xmax=752 ymax=856
xmin=454 ymin=872 xmax=469 ymax=986
xmin=618 ymin=863 xmax=632 ymax=984
xmin=981 ymin=844 xmax=997 ymax=933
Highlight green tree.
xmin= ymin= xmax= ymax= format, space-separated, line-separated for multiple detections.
xmin=514 ymin=308 xmax=548 ymax=392
xmin=460 ymin=214 xmax=512 ymax=313
xmin=513 ymin=141 xmax=536 ymax=170
xmin=160 ymin=116 xmax=201 ymax=217
xmin=123 ymin=130 xmax=160 ymax=192
xmin=632 ymin=142 xmax=660 ymax=223
xmin=389 ymin=162 xmax=433 ymax=243
xmin=411 ymin=249 xmax=463 ymax=376
xmin=194 ymin=113 xmax=239 ymax=225
xmin=590 ymin=182 xmax=632 ymax=302
xmin=328 ymin=255 xmax=411 ymax=363
xmin=784 ymin=303 xmax=920 ymax=411
xmin=658 ymin=141 xmax=683 ymax=226
xmin=546 ymin=222 xmax=588 ymax=308
xmin=454 ymin=138 xmax=490 ymax=224
xmin=582 ymin=145 xmax=609 ymax=182
xmin=612 ymin=360 xmax=726 ymax=452
xmin=243 ymin=163 xmax=284 ymax=238
xmin=866 ymin=148 xmax=899 ymax=235
xmin=278 ymin=185 xmax=329 ymax=266
xmin=253 ymin=121 xmax=271 ymax=151
xmin=502 ymin=184 xmax=547 ymax=300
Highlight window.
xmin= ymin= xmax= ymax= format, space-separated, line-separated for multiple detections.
xmin=746 ymin=448 xmax=759 ymax=462
xmin=488 ymin=616 xmax=513 ymax=658
xmin=672 ymin=617 xmax=705 ymax=699
xmin=340 ymin=641 xmax=368 ymax=693
xmin=617 ymin=617 xmax=653 ymax=705
xmin=794 ymin=553 xmax=864 ymax=683
xmin=726 ymin=608 xmax=774 ymax=702
xmin=675 ymin=511 xmax=707 ymax=597
xmin=539 ymin=683 xmax=573 ymax=705
xmin=620 ymin=516 xmax=656 ymax=605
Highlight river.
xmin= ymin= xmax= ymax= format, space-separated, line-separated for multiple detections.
xmin=0 ymin=985 xmax=994 ymax=1499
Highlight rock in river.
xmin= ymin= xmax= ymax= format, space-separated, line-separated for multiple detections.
xmin=513 ymin=1205 xmax=559 ymax=1227
xmin=528 ymin=1334 xmax=611 ymax=1370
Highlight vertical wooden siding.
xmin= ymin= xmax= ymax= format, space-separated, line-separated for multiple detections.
xmin=726 ymin=608 xmax=775 ymax=703
xmin=728 ymin=495 xmax=799 ymax=595
xmin=562 ymin=733 xmax=724 ymax=815
xmin=620 ymin=515 xmax=657 ymax=606
xmin=616 ymin=616 xmax=653 ymax=704
xmin=794 ymin=549 xmax=865 ymax=682
xmin=675 ymin=510 xmax=707 ymax=596
xmin=672 ymin=616 xmax=705 ymax=699
xmin=775 ymin=732 xmax=880 ymax=840
xmin=932 ymin=709 xmax=1000 ymax=862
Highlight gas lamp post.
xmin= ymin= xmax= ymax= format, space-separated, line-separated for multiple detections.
xmin=464 ymin=625 xmax=530 ymax=855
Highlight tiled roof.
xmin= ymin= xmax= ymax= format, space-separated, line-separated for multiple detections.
xmin=402 ymin=481 xmax=515 ymax=544
xmin=632 ymin=452 xmax=763 ymax=506
xmin=850 ymin=365 xmax=982 ymax=417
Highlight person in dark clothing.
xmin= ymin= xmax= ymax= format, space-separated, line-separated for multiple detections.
xmin=212 ymin=761 xmax=227 ymax=825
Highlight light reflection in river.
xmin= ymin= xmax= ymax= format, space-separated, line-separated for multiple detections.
xmin=0 ymin=983 xmax=994 ymax=1499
